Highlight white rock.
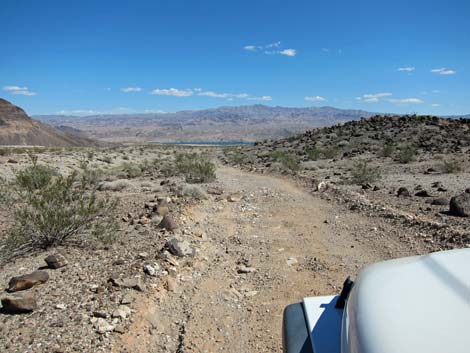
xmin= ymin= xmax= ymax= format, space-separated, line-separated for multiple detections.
xmin=95 ymin=318 xmax=115 ymax=334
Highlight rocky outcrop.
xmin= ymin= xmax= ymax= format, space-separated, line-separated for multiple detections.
xmin=0 ymin=98 xmax=103 ymax=147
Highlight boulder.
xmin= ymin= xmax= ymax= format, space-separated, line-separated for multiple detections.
xmin=109 ymin=277 xmax=145 ymax=292
xmin=165 ymin=237 xmax=195 ymax=258
xmin=158 ymin=215 xmax=178 ymax=231
xmin=415 ymin=190 xmax=431 ymax=197
xmin=1 ymin=292 xmax=37 ymax=313
xmin=397 ymin=187 xmax=410 ymax=197
xmin=449 ymin=193 xmax=470 ymax=217
xmin=8 ymin=271 xmax=49 ymax=292
xmin=431 ymin=198 xmax=448 ymax=206
xmin=44 ymin=253 xmax=68 ymax=269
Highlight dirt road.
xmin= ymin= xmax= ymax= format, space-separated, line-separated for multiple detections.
xmin=119 ymin=166 xmax=415 ymax=352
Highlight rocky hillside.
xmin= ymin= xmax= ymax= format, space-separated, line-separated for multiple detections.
xmin=249 ymin=114 xmax=470 ymax=160
xmin=0 ymin=98 xmax=102 ymax=147
xmin=35 ymin=105 xmax=376 ymax=142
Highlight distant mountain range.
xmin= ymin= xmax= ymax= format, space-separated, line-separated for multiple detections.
xmin=35 ymin=105 xmax=377 ymax=142
xmin=0 ymin=98 xmax=102 ymax=147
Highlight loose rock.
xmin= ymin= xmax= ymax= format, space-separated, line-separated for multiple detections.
xmin=1 ymin=292 xmax=37 ymax=313
xmin=449 ymin=193 xmax=470 ymax=217
xmin=8 ymin=271 xmax=49 ymax=292
xmin=44 ymin=253 xmax=68 ymax=269
xmin=165 ymin=237 xmax=195 ymax=258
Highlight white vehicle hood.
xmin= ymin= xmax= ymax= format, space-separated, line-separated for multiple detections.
xmin=342 ymin=248 xmax=470 ymax=353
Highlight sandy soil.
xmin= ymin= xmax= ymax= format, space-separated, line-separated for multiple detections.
xmin=117 ymin=165 xmax=417 ymax=352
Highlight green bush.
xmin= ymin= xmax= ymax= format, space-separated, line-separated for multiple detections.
xmin=306 ymin=148 xmax=322 ymax=161
xmin=270 ymin=151 xmax=300 ymax=172
xmin=379 ymin=143 xmax=395 ymax=157
xmin=306 ymin=146 xmax=340 ymax=160
xmin=2 ymin=167 xmax=119 ymax=258
xmin=350 ymin=160 xmax=382 ymax=184
xmin=396 ymin=145 xmax=417 ymax=164
xmin=15 ymin=156 xmax=57 ymax=191
xmin=322 ymin=147 xmax=341 ymax=159
xmin=175 ymin=153 xmax=216 ymax=183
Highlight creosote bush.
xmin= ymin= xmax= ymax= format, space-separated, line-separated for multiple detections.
xmin=396 ymin=145 xmax=417 ymax=164
xmin=175 ymin=153 xmax=216 ymax=183
xmin=350 ymin=160 xmax=382 ymax=185
xmin=1 ymin=163 xmax=119 ymax=259
xmin=379 ymin=143 xmax=395 ymax=157
xmin=270 ymin=151 xmax=300 ymax=172
xmin=306 ymin=146 xmax=341 ymax=160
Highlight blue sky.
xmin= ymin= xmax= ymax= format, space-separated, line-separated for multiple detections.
xmin=1 ymin=0 xmax=469 ymax=116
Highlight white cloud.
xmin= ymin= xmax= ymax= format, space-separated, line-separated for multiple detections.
xmin=198 ymin=91 xmax=249 ymax=99
xmin=56 ymin=107 xmax=149 ymax=116
xmin=3 ymin=85 xmax=36 ymax=96
xmin=279 ymin=49 xmax=296 ymax=57
xmin=243 ymin=45 xmax=258 ymax=51
xmin=121 ymin=86 xmax=142 ymax=92
xmin=397 ymin=67 xmax=415 ymax=72
xmin=199 ymin=90 xmax=269 ymax=101
xmin=304 ymin=96 xmax=326 ymax=102
xmin=389 ymin=98 xmax=424 ymax=104
xmin=248 ymin=95 xmax=272 ymax=101
xmin=432 ymin=90 xmax=440 ymax=93
xmin=431 ymin=103 xmax=441 ymax=107
xmin=244 ymin=42 xmax=296 ymax=57
xmin=149 ymin=87 xmax=272 ymax=101
xmin=151 ymin=88 xmax=193 ymax=97
xmin=431 ymin=67 xmax=456 ymax=75
xmin=356 ymin=92 xmax=392 ymax=103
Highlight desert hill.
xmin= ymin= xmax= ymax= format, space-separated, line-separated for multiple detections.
xmin=248 ymin=114 xmax=470 ymax=160
xmin=0 ymin=98 xmax=102 ymax=147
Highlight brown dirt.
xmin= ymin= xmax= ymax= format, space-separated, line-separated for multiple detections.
xmin=116 ymin=165 xmax=417 ymax=352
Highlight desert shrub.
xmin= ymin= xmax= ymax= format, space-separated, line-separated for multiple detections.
xmin=322 ymin=147 xmax=341 ymax=159
xmin=228 ymin=152 xmax=251 ymax=165
xmin=396 ymin=145 xmax=417 ymax=164
xmin=306 ymin=147 xmax=340 ymax=160
xmin=119 ymin=162 xmax=143 ymax=178
xmin=379 ymin=143 xmax=395 ymax=157
xmin=2 ymin=168 xmax=119 ymax=258
xmin=306 ymin=148 xmax=322 ymax=161
xmin=176 ymin=153 xmax=216 ymax=183
xmin=182 ymin=185 xmax=208 ymax=200
xmin=0 ymin=148 xmax=11 ymax=156
xmin=15 ymin=156 xmax=57 ymax=191
xmin=270 ymin=151 xmax=300 ymax=172
xmin=350 ymin=160 xmax=382 ymax=184
xmin=441 ymin=159 xmax=462 ymax=173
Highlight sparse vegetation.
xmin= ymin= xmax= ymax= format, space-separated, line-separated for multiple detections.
xmin=306 ymin=146 xmax=341 ymax=160
xmin=1 ymin=163 xmax=119 ymax=259
xmin=379 ymin=143 xmax=395 ymax=157
xmin=270 ymin=151 xmax=300 ymax=172
xmin=182 ymin=185 xmax=208 ymax=200
xmin=350 ymin=160 xmax=382 ymax=184
xmin=396 ymin=145 xmax=417 ymax=164
xmin=15 ymin=156 xmax=57 ymax=191
xmin=175 ymin=153 xmax=216 ymax=183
